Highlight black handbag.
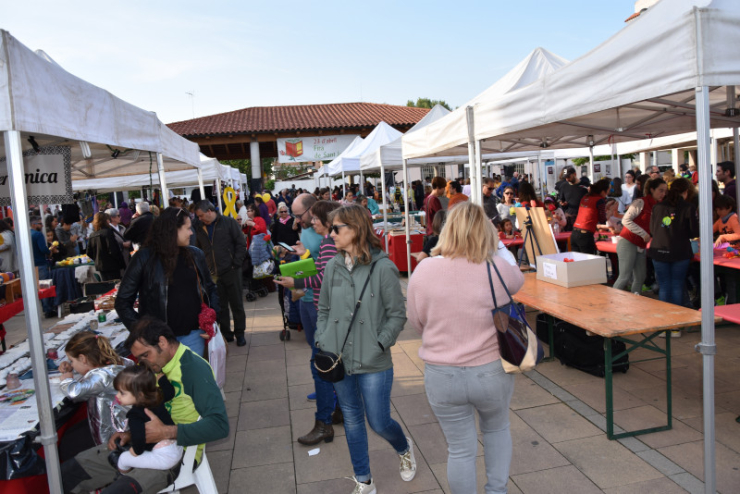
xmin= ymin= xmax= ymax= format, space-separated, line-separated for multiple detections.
xmin=313 ymin=262 xmax=377 ymax=383
xmin=487 ymin=261 xmax=544 ymax=373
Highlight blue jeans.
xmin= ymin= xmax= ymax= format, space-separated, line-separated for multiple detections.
xmin=38 ymin=264 xmax=54 ymax=313
xmin=176 ymin=329 xmax=206 ymax=358
xmin=299 ymin=301 xmax=334 ymax=424
xmin=653 ymin=259 xmax=691 ymax=306
xmin=425 ymin=360 xmax=514 ymax=494
xmin=333 ymin=367 xmax=409 ymax=482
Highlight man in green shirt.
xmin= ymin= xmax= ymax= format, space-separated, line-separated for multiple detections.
xmin=62 ymin=318 xmax=229 ymax=494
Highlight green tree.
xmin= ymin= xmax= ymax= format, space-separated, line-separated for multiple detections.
xmin=407 ymin=98 xmax=452 ymax=111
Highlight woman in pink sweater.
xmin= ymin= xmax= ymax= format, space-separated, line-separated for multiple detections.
xmin=407 ymin=202 xmax=524 ymax=494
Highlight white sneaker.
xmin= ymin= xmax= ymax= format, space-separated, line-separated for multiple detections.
xmin=399 ymin=436 xmax=417 ymax=481
xmin=348 ymin=477 xmax=376 ymax=494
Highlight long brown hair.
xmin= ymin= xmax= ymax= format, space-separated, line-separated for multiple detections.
xmin=329 ymin=205 xmax=381 ymax=265
xmin=65 ymin=332 xmax=122 ymax=367
xmin=113 ymin=365 xmax=162 ymax=409
xmin=92 ymin=212 xmax=110 ymax=232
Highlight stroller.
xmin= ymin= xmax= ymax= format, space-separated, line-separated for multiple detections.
xmin=244 ymin=232 xmax=273 ymax=302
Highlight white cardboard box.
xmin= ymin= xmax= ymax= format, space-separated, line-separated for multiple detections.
xmin=536 ymin=252 xmax=607 ymax=288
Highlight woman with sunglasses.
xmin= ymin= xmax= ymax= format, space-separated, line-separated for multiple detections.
xmin=270 ymin=203 xmax=301 ymax=248
xmin=496 ymin=186 xmax=517 ymax=224
xmin=315 ymin=205 xmax=413 ymax=493
xmin=115 ymin=207 xmax=219 ymax=358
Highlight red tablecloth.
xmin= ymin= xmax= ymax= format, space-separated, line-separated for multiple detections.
xmin=0 ymin=287 xmax=57 ymax=324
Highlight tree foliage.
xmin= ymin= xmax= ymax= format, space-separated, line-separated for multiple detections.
xmin=407 ymin=98 xmax=452 ymax=111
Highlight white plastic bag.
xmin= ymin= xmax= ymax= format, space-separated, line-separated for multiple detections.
xmin=208 ymin=323 xmax=227 ymax=389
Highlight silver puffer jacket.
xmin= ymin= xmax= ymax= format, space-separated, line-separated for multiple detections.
xmin=60 ymin=363 xmax=131 ymax=445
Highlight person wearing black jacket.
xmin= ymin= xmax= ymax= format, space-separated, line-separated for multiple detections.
xmin=192 ymin=200 xmax=248 ymax=346
xmin=123 ymin=202 xmax=155 ymax=247
xmin=87 ymin=212 xmax=125 ymax=281
xmin=115 ymin=207 xmax=220 ymax=357
xmin=270 ymin=202 xmax=301 ymax=247
xmin=648 ymin=178 xmax=699 ymax=316
xmin=558 ymin=167 xmax=587 ymax=231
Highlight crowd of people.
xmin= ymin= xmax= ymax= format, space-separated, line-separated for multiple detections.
xmin=22 ymin=158 xmax=734 ymax=493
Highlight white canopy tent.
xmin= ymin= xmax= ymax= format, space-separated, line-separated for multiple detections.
xmin=403 ymin=1 xmax=740 ymax=490
xmin=0 ymin=30 xmax=203 ymax=492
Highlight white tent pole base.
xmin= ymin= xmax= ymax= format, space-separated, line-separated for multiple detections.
xmin=4 ymin=130 xmax=64 ymax=493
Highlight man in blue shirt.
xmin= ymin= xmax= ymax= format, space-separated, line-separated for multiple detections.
xmin=30 ymin=215 xmax=57 ymax=317
xmin=290 ymin=193 xmax=336 ymax=446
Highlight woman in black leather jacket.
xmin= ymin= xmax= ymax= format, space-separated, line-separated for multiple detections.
xmin=115 ymin=207 xmax=219 ymax=357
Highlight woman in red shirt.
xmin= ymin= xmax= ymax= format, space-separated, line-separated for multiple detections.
xmin=243 ymin=203 xmax=267 ymax=249
xmin=571 ymin=179 xmax=610 ymax=254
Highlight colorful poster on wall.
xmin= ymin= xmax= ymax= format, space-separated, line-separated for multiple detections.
xmin=277 ymin=134 xmax=359 ymax=163
xmin=0 ymin=146 xmax=72 ymax=206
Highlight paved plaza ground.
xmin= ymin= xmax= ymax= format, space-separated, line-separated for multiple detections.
xmin=5 ymin=278 xmax=740 ymax=493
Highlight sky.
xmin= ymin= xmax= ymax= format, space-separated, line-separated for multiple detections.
xmin=3 ymin=0 xmax=637 ymax=125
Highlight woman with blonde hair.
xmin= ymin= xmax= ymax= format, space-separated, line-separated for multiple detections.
xmin=407 ymin=202 xmax=524 ymax=494
xmin=315 ymin=204 xmax=413 ymax=493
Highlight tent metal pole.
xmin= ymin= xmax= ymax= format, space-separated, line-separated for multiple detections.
xmin=588 ymin=146 xmax=594 ymax=182
xmin=465 ymin=106 xmax=479 ymax=206
xmin=4 ymin=130 xmax=64 ymax=494
xmin=402 ymin=158 xmax=412 ymax=275
xmin=197 ymin=167 xmax=206 ymax=203
xmin=156 ymin=153 xmax=169 ymax=207
xmin=380 ymin=161 xmax=389 ymax=252
xmin=475 ymin=140 xmax=482 ymax=206
xmin=537 ymin=154 xmax=543 ymax=196
xmin=216 ymin=178 xmax=223 ymax=212
xmin=695 ymin=85 xmax=716 ymax=494
xmin=342 ymin=170 xmax=346 ymax=199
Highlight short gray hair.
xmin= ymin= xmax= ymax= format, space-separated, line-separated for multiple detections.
xmin=136 ymin=202 xmax=150 ymax=214
xmin=105 ymin=208 xmax=119 ymax=217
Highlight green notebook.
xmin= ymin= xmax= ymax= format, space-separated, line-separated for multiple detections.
xmin=279 ymin=258 xmax=317 ymax=279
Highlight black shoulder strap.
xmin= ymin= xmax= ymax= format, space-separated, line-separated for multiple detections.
xmin=486 ymin=260 xmax=513 ymax=309
xmin=339 ymin=261 xmax=377 ymax=354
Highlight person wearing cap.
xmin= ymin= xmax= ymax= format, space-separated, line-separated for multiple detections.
xmin=124 ymin=202 xmax=155 ymax=249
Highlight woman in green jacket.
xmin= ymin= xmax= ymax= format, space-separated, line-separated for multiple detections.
xmin=315 ymin=205 xmax=413 ymax=494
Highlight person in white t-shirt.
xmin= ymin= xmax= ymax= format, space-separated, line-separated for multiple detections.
xmin=621 ymin=169 xmax=638 ymax=210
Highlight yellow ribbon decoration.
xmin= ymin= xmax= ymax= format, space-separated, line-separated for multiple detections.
xmin=222 ymin=187 xmax=238 ymax=219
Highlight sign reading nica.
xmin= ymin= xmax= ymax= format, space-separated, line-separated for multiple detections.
xmin=277 ymin=134 xmax=358 ymax=163
xmin=0 ymin=146 xmax=73 ymax=206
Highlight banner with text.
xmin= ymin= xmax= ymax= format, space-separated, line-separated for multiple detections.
xmin=277 ymin=134 xmax=359 ymax=163
xmin=0 ymin=146 xmax=73 ymax=206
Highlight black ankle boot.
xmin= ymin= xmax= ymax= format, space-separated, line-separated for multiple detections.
xmin=297 ymin=420 xmax=334 ymax=445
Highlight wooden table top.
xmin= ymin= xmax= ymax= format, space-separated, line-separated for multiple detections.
xmin=512 ymin=274 xmax=705 ymax=337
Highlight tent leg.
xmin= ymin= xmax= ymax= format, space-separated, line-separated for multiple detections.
xmin=342 ymin=171 xmax=346 ymax=199
xmin=380 ymin=161 xmax=389 ymax=252
xmin=465 ymin=106 xmax=480 ymax=205
xmin=216 ymin=179 xmax=223 ymax=212
xmin=197 ymin=168 xmax=206 ymax=204
xmin=156 ymin=153 xmax=169 ymax=207
xmin=695 ymin=85 xmax=716 ymax=494
xmin=402 ymin=159 xmax=412 ymax=275
xmin=4 ymin=131 xmax=64 ymax=494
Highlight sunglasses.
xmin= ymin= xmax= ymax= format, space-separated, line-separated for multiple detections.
xmin=331 ymin=224 xmax=349 ymax=234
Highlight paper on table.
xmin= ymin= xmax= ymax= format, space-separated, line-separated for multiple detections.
xmin=542 ymin=262 xmax=557 ymax=280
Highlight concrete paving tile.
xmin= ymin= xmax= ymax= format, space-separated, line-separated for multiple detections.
xmin=659 ymin=440 xmax=740 ymax=494
xmin=226 ymin=339 xmax=250 ymax=355
xmin=626 ymin=385 xmax=708 ymax=420
xmin=430 ymin=458 xmax=519 ymax=494
xmin=205 ymin=449 xmax=233 ymax=493
xmin=297 ymin=478 xmax=367 ymax=494
xmin=509 ymin=375 xmax=560 ymax=410
xmin=232 ymin=425 xmax=293 ymax=469
xmin=553 ymin=435 xmax=662 ymax=489
xmin=682 ymin=411 xmax=740 ymax=454
xmin=390 ymin=373 xmax=427 ymax=397
xmin=407 ymin=421 xmax=480 ymax=466
xmin=286 ymin=346 xmax=312 ymax=367
xmin=562 ymin=381 xmax=647 ymax=414
xmin=224 ymin=391 xmax=242 ymax=418
xmin=512 ymin=464 xmax=602 ymax=494
xmin=668 ymin=472 xmax=705 ymax=494
xmin=508 ymin=412 xmax=570 ymax=476
xmin=245 ymin=358 xmax=287 ymax=380
xmin=229 ymin=461 xmax=296 ymax=494
xmin=247 ymin=342 xmax=286 ymax=362
xmin=715 ymin=389 xmax=740 ymax=415
xmin=567 ymin=399 xmax=601 ymax=418
xmin=635 ymin=449 xmax=685 ymax=476
xmin=516 ymin=403 xmax=602 ymax=443
xmin=392 ymin=393 xmax=437 ymax=426
xmin=238 ymin=397 xmax=291 ymax=431
xmin=293 ymin=431 xmax=354 ymax=484
xmin=291 ymin=407 xmax=345 ymax=442
xmin=207 ymin=415 xmax=237 ymax=452
xmin=613 ymin=406 xmax=702 ymax=449
xmin=651 ymin=367 xmax=737 ymax=398
xmin=289 ymin=383 xmax=319 ymax=410
xmin=366 ymin=447 xmax=440 ymax=493
xmin=249 ymin=331 xmax=284 ymax=346
xmin=287 ymin=364 xmax=314 ymax=387
xmin=223 ymin=371 xmax=245 ymax=393
xmin=611 ymin=365 xmax=667 ymax=391
xmin=536 ymin=359 xmax=603 ymax=387
xmin=616 ymin=436 xmax=651 ymax=454
xmin=241 ymin=374 xmax=288 ymax=402
xmin=225 ymin=354 xmax=247 ymax=373
xmin=602 ymin=477 xmax=689 ymax=494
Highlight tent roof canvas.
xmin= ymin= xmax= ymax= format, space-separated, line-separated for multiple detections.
xmin=327 ymin=122 xmax=402 ymax=176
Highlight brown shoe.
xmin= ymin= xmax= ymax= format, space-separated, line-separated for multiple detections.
xmin=297 ymin=420 xmax=334 ymax=445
